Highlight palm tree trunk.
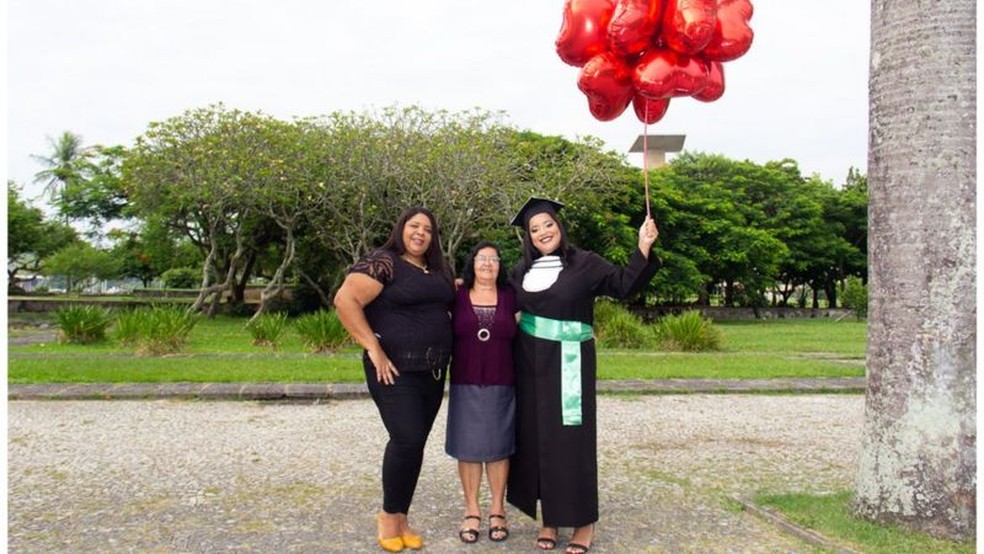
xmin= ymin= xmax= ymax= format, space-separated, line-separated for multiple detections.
xmin=854 ymin=0 xmax=976 ymax=541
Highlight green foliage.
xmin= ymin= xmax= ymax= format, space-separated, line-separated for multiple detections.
xmin=32 ymin=131 xmax=87 ymax=203
xmin=54 ymin=305 xmax=111 ymax=344
xmin=246 ymin=312 xmax=290 ymax=349
xmin=756 ymin=491 xmax=974 ymax=554
xmin=132 ymin=305 xmax=200 ymax=355
xmin=108 ymin=221 xmax=200 ymax=288
xmin=112 ymin=309 xmax=143 ymax=346
xmin=294 ymin=309 xmax=349 ymax=353
xmin=8 ymin=183 xmax=46 ymax=261
xmin=8 ymin=182 xmax=80 ymax=292
xmin=594 ymin=300 xmax=653 ymax=349
xmin=643 ymin=153 xmax=867 ymax=307
xmin=42 ymin=243 xmax=119 ymax=291
xmin=160 ymin=267 xmax=200 ymax=289
xmin=55 ymin=144 xmax=129 ymax=230
xmin=654 ymin=310 xmax=722 ymax=352
xmin=30 ymin=107 xmax=866 ymax=313
xmin=841 ymin=276 xmax=868 ymax=319
xmin=116 ymin=103 xmax=869 ymax=313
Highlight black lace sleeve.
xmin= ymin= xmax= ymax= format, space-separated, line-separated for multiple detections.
xmin=349 ymin=249 xmax=394 ymax=285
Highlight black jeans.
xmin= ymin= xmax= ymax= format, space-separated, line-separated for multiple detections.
xmin=364 ymin=362 xmax=446 ymax=514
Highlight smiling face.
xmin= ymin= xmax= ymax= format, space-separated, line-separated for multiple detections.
xmin=472 ymin=246 xmax=500 ymax=284
xmin=528 ymin=212 xmax=562 ymax=256
xmin=402 ymin=213 xmax=433 ymax=259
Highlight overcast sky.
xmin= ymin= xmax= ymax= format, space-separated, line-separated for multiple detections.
xmin=8 ymin=0 xmax=870 ymax=202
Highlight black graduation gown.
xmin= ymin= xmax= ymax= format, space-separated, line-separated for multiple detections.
xmin=506 ymin=248 xmax=659 ymax=527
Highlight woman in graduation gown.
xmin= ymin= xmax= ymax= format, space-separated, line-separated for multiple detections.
xmin=506 ymin=198 xmax=660 ymax=554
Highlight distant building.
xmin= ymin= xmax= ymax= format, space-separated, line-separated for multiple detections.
xmin=629 ymin=134 xmax=686 ymax=168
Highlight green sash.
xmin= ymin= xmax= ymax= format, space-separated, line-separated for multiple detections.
xmin=518 ymin=312 xmax=594 ymax=426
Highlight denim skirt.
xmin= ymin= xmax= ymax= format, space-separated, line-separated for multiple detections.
xmin=445 ymin=384 xmax=516 ymax=462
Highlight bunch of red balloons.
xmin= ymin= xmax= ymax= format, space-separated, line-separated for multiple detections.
xmin=556 ymin=0 xmax=754 ymax=123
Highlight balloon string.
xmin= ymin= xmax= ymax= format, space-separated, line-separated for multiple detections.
xmin=643 ymin=105 xmax=651 ymax=219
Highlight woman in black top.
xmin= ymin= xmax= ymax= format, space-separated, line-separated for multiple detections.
xmin=334 ymin=207 xmax=455 ymax=553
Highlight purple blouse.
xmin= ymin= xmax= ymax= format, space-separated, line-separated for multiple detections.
xmin=450 ymin=286 xmax=518 ymax=386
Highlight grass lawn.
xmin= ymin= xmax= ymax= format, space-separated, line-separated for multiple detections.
xmin=756 ymin=491 xmax=974 ymax=554
xmin=8 ymin=315 xmax=865 ymax=384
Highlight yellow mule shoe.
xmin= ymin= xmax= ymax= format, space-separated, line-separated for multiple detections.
xmin=376 ymin=514 xmax=405 ymax=552
xmin=377 ymin=535 xmax=404 ymax=553
xmin=400 ymin=529 xmax=423 ymax=550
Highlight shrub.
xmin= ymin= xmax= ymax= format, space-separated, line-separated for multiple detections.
xmin=840 ymin=276 xmax=868 ymax=320
xmin=113 ymin=308 xmax=143 ymax=346
xmin=135 ymin=305 xmax=200 ymax=355
xmin=160 ymin=267 xmax=200 ymax=289
xmin=655 ymin=310 xmax=722 ymax=352
xmin=54 ymin=305 xmax=111 ymax=344
xmin=294 ymin=309 xmax=349 ymax=353
xmin=593 ymin=300 xmax=652 ymax=349
xmin=246 ymin=312 xmax=290 ymax=349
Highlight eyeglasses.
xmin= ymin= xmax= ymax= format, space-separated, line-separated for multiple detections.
xmin=475 ymin=255 xmax=501 ymax=264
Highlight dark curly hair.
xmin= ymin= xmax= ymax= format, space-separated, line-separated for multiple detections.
xmin=381 ymin=206 xmax=451 ymax=283
xmin=460 ymin=241 xmax=507 ymax=290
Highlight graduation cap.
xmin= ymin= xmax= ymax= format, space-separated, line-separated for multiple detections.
xmin=510 ymin=197 xmax=565 ymax=228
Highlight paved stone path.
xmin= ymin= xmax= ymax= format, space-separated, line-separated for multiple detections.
xmin=9 ymin=392 xmax=866 ymax=553
xmin=7 ymin=377 xmax=865 ymax=401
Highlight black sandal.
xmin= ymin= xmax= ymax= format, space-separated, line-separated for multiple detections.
xmin=458 ymin=515 xmax=480 ymax=544
xmin=488 ymin=514 xmax=509 ymax=542
xmin=566 ymin=524 xmax=594 ymax=553
xmin=536 ymin=527 xmax=558 ymax=550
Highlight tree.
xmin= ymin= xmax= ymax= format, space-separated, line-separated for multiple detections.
xmin=32 ymin=131 xmax=88 ymax=206
xmin=651 ymin=153 xmax=788 ymax=307
xmin=294 ymin=110 xmax=629 ymax=306
xmin=107 ymin=222 xmax=198 ymax=288
xmin=246 ymin=117 xmax=335 ymax=319
xmin=835 ymin=168 xmax=869 ymax=283
xmin=125 ymin=104 xmax=277 ymax=315
xmin=57 ymin=144 xmax=130 ymax=237
xmin=853 ymin=0 xmax=975 ymax=541
xmin=7 ymin=182 xmax=78 ymax=292
xmin=42 ymin=243 xmax=119 ymax=292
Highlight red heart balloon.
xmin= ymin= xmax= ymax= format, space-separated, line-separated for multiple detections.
xmin=632 ymin=94 xmax=670 ymax=123
xmin=555 ymin=0 xmax=617 ymax=67
xmin=702 ymin=0 xmax=754 ymax=62
xmin=661 ymin=0 xmax=717 ymax=56
xmin=633 ymin=47 xmax=709 ymax=99
xmin=608 ymin=0 xmax=666 ymax=58
xmin=692 ymin=60 xmax=724 ymax=101
xmin=578 ymin=52 xmax=635 ymax=121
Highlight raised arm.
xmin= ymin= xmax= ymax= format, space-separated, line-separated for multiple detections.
xmin=637 ymin=216 xmax=659 ymax=258
xmin=592 ymin=217 xmax=661 ymax=299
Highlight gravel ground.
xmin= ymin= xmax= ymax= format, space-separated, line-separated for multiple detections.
xmin=8 ymin=394 xmax=864 ymax=553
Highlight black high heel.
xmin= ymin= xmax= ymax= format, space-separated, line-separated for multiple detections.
xmin=566 ymin=524 xmax=594 ymax=553
xmin=536 ymin=526 xmax=558 ymax=550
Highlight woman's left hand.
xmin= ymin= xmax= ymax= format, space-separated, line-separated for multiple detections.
xmin=638 ymin=217 xmax=659 ymax=254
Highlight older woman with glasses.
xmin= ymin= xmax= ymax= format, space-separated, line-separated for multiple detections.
xmin=445 ymin=241 xmax=519 ymax=545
